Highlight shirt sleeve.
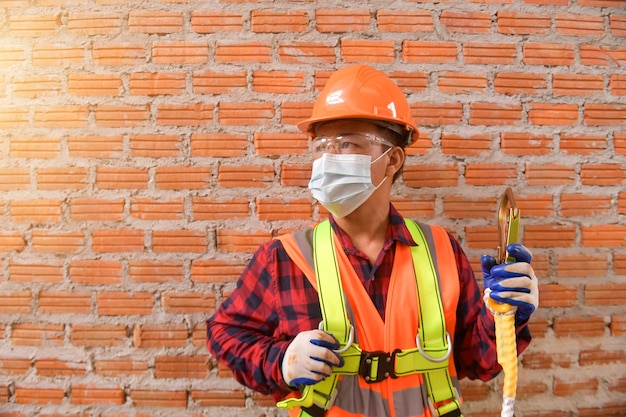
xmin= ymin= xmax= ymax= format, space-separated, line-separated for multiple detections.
xmin=449 ymin=233 xmax=531 ymax=382
xmin=206 ymin=240 xmax=292 ymax=400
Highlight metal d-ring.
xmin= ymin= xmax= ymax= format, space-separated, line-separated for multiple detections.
xmin=319 ymin=322 xmax=354 ymax=354
xmin=416 ymin=332 xmax=453 ymax=363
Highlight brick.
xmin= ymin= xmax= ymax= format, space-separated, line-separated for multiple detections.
xmin=281 ymin=101 xmax=313 ymax=125
xmin=67 ymin=13 xmax=120 ymax=35
xmin=514 ymin=194 xmax=554 ymax=217
xmin=342 ymin=39 xmax=395 ymax=63
xmin=524 ymin=224 xmax=576 ymax=248
xmin=580 ymin=45 xmax=626 ymax=66
xmin=191 ymin=133 xmax=247 ymax=158
xmin=219 ymin=102 xmax=274 ymax=125
xmin=377 ymin=10 xmax=433 ymax=32
xmin=217 ymin=164 xmax=275 ymax=187
xmin=527 ymin=317 xmax=549 ymax=338
xmin=155 ymin=166 xmax=211 ymax=190
xmin=157 ymin=103 xmax=214 ymax=126
xmin=613 ymin=316 xmax=626 ymax=336
xmin=32 ymin=44 xmax=83 ymax=66
xmin=316 ymin=9 xmax=370 ymax=32
xmin=130 ymin=134 xmax=180 ymax=157
xmin=130 ymin=389 xmax=187 ymax=408
xmin=463 ymin=42 xmax=517 ymax=64
xmin=581 ymin=163 xmax=625 ymax=186
xmin=561 ymin=193 xmax=611 ymax=217
xmin=441 ymin=133 xmax=491 ymax=156
xmin=152 ymin=230 xmax=206 ymax=253
xmin=582 ymin=225 xmax=626 ymax=247
xmin=402 ymin=41 xmax=457 ymax=64
xmin=557 ymin=254 xmax=608 ymax=278
xmin=34 ymin=105 xmax=89 ymax=128
xmin=251 ymin=10 xmax=308 ymax=32
xmin=191 ymin=389 xmax=246 ymax=407
xmin=9 ymin=14 xmax=58 ymax=37
xmin=31 ymin=230 xmax=84 ymax=253
xmin=130 ymin=198 xmax=183 ymax=221
xmin=217 ymin=229 xmax=273 ymax=253
xmin=280 ymin=163 xmax=311 ymax=187
xmin=93 ymin=42 xmax=145 ymax=66
xmin=161 ymin=291 xmax=216 ymax=314
xmin=14 ymin=386 xmax=65 ymax=405
xmin=390 ymin=71 xmax=429 ymax=94
xmin=412 ymin=102 xmax=463 ymax=126
xmin=442 ymin=195 xmax=495 ymax=218
xmin=155 ymin=355 xmax=210 ymax=379
xmin=553 ymin=73 xmax=604 ymax=96
xmin=464 ymin=225 xmax=497 ymax=250
xmin=0 ymin=106 xmax=29 ymax=129
xmin=94 ymin=358 xmax=149 ymax=376
xmin=70 ymin=324 xmax=128 ymax=348
xmin=190 ymin=259 xmax=247 ymax=283
xmin=0 ymin=231 xmax=25 ymax=252
xmin=584 ymin=104 xmax=626 ymax=126
xmin=497 ymin=12 xmax=550 ymax=35
xmin=0 ymin=357 xmax=31 ymax=375
xmin=0 ymin=167 xmax=29 ymax=191
xmin=39 ymin=290 xmax=91 ymax=314
xmin=152 ymin=41 xmax=208 ymax=64
xmin=192 ymin=197 xmax=249 ymax=220
xmin=35 ymin=358 xmax=86 ymax=377
xmin=586 ymin=283 xmax=626 ymax=306
xmin=13 ymin=75 xmax=61 ymax=98
xmin=70 ymin=198 xmax=124 ymax=221
xmin=97 ymin=292 xmax=153 ymax=316
xmin=525 ymin=163 xmax=575 ymax=185
xmin=610 ymin=74 xmax=626 ymax=96
xmin=253 ymin=70 xmax=305 ymax=94
xmin=10 ymin=199 xmax=61 ymax=222
xmin=0 ymin=45 xmax=27 ymax=65
xmin=128 ymin=11 xmax=183 ymax=33
xmin=134 ymin=324 xmax=188 ymax=348
xmin=254 ymin=132 xmax=308 ymax=156
xmin=465 ymin=163 xmax=518 ymax=185
xmin=69 ymin=260 xmax=122 ymax=285
xmin=96 ymin=167 xmax=148 ymax=190
xmin=9 ymin=261 xmax=63 ymax=283
xmin=68 ymin=135 xmax=123 ymax=158
xmin=129 ymin=260 xmax=184 ymax=283
xmin=524 ymin=43 xmax=575 ymax=66
xmin=12 ymin=322 xmax=62 ymax=346
xmin=555 ymin=14 xmax=604 ymax=37
xmin=403 ymin=164 xmax=458 ymax=188
xmin=193 ymin=70 xmax=246 ymax=94
xmin=578 ymin=0 xmax=626 ymax=6
xmin=10 ymin=136 xmax=61 ymax=158
xmin=616 ymin=253 xmax=626 ymax=274
xmin=95 ymin=104 xmax=149 ymax=127
xmin=610 ymin=15 xmax=626 ymax=37
xmin=37 ymin=167 xmax=87 ymax=190
xmin=71 ymin=384 xmax=125 ymax=405
xmin=501 ymin=132 xmax=551 ymax=155
xmin=278 ymin=41 xmax=336 ymax=64
xmin=469 ymin=102 xmax=522 ymax=125
xmin=257 ymin=197 xmax=312 ymax=220
xmin=539 ymin=284 xmax=578 ymax=307
xmin=216 ymin=41 xmax=271 ymax=63
xmin=441 ymin=11 xmax=491 ymax=34
xmin=92 ymin=229 xmax=145 ymax=253
xmin=191 ymin=11 xmax=242 ymax=33
xmin=529 ymin=103 xmax=578 ymax=126
xmin=522 ymin=351 xmax=576 ymax=369
xmin=129 ymin=72 xmax=186 ymax=95
xmin=580 ymin=348 xmax=626 ymax=366
xmin=438 ymin=72 xmax=488 ymax=94
xmin=560 ymin=133 xmax=607 ymax=155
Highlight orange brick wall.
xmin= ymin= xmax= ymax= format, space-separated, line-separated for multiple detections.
xmin=0 ymin=0 xmax=625 ymax=416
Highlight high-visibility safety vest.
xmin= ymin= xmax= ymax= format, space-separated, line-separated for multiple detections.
xmin=276 ymin=219 xmax=464 ymax=417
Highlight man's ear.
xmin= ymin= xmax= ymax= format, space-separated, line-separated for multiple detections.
xmin=385 ymin=147 xmax=405 ymax=177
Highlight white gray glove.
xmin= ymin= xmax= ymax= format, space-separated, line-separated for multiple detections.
xmin=281 ymin=329 xmax=344 ymax=388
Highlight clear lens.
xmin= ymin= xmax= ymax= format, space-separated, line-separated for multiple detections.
xmin=310 ymin=133 xmax=395 ymax=157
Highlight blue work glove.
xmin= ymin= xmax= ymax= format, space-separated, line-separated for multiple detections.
xmin=281 ymin=329 xmax=344 ymax=388
xmin=481 ymin=244 xmax=539 ymax=322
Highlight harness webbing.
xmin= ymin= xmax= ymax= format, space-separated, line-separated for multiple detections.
xmin=277 ymin=219 xmax=462 ymax=417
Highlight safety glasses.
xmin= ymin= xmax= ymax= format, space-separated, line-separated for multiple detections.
xmin=310 ymin=133 xmax=395 ymax=158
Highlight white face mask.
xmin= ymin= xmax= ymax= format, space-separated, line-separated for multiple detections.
xmin=308 ymin=150 xmax=390 ymax=218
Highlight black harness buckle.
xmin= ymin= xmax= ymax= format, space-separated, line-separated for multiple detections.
xmin=359 ymin=349 xmax=400 ymax=384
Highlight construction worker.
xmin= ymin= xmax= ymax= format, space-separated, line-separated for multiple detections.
xmin=206 ymin=64 xmax=539 ymax=417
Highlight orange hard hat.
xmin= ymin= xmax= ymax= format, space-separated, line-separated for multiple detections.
xmin=297 ymin=65 xmax=419 ymax=146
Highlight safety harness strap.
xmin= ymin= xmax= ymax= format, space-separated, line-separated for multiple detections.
xmin=277 ymin=219 xmax=462 ymax=417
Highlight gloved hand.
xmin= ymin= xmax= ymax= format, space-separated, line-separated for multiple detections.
xmin=481 ymin=244 xmax=539 ymax=322
xmin=281 ymin=329 xmax=344 ymax=388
